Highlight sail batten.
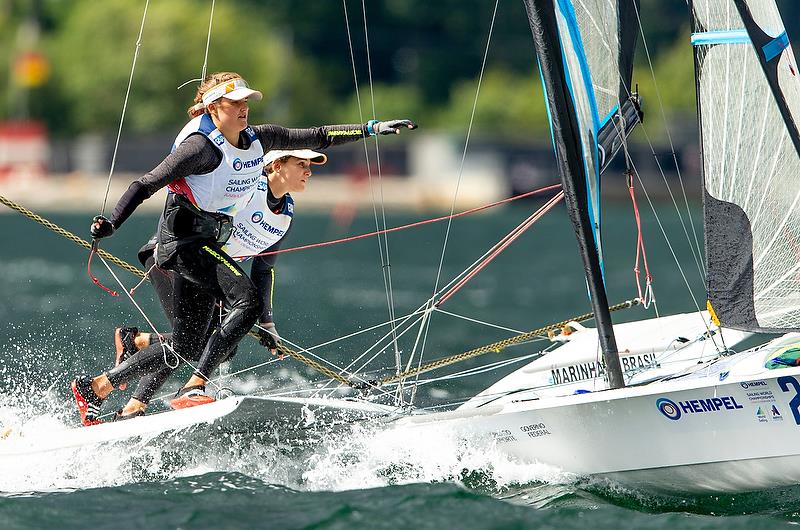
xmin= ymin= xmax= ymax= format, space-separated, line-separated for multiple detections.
xmin=691 ymin=30 xmax=750 ymax=45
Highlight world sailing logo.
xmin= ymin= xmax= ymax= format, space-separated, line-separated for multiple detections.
xmin=656 ymin=398 xmax=681 ymax=420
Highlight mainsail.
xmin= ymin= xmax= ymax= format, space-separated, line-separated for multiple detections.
xmin=523 ymin=0 xmax=641 ymax=388
xmin=691 ymin=0 xmax=800 ymax=332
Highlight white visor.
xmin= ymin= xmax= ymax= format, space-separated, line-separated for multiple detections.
xmin=201 ymin=78 xmax=263 ymax=106
xmin=264 ymin=149 xmax=328 ymax=167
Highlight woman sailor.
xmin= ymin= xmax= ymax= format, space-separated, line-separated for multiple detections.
xmin=107 ymin=149 xmax=327 ymax=420
xmin=71 ymin=71 xmax=416 ymax=425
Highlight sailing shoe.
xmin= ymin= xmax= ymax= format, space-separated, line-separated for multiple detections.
xmin=112 ymin=409 xmax=145 ymax=422
xmin=169 ymin=385 xmax=215 ymax=410
xmin=71 ymin=376 xmax=103 ymax=426
xmin=113 ymin=327 xmax=139 ymax=391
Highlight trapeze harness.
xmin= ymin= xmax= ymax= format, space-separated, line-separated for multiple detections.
xmin=156 ymin=113 xmax=265 ymax=267
xmin=105 ymin=117 xmax=371 ymax=393
xmin=107 ymin=114 xmax=268 ymax=392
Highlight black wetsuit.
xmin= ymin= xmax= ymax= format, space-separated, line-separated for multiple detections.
xmin=119 ymin=191 xmax=287 ymax=404
xmin=104 ymin=122 xmax=368 ymax=395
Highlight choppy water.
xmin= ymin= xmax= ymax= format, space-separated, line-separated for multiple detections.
xmin=1 ymin=202 xmax=796 ymax=529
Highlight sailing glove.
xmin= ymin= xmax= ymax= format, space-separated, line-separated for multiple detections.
xmin=90 ymin=215 xmax=115 ymax=239
xmin=369 ymin=119 xmax=418 ymax=135
xmin=257 ymin=322 xmax=281 ymax=353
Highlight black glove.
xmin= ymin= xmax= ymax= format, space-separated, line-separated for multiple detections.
xmin=90 ymin=215 xmax=115 ymax=239
xmin=371 ymin=119 xmax=418 ymax=135
xmin=256 ymin=322 xmax=281 ymax=352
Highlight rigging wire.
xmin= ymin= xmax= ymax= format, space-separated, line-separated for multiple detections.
xmin=95 ymin=253 xmax=222 ymax=389
xmin=411 ymin=0 xmax=501 ymax=405
xmin=630 ymin=2 xmax=706 ymax=284
xmin=99 ymin=0 xmax=150 ymax=217
xmin=2 ymin=191 xmax=560 ymax=393
xmin=341 ymin=0 xmax=402 ymax=387
xmin=176 ymin=1 xmax=218 ymax=90
xmin=435 ymin=191 xmax=564 ymax=306
xmin=332 ymin=195 xmax=563 ymax=387
xmin=243 ymin=185 xmax=561 ymax=259
xmin=200 ymin=0 xmax=216 ymax=82
xmin=360 ymin=0 xmax=403 ymax=387
xmin=432 ymin=308 xmax=525 ymax=335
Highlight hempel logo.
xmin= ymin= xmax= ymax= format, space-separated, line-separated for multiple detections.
xmin=656 ymin=398 xmax=682 ymax=420
xmin=232 ymin=156 xmax=264 ymax=172
xmin=656 ymin=395 xmax=744 ymax=421
xmin=251 ymin=211 xmax=264 ymax=224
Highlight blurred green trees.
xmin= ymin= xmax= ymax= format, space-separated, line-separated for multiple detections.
xmin=2 ymin=0 xmax=798 ymax=139
xmin=45 ymin=0 xmax=287 ymax=134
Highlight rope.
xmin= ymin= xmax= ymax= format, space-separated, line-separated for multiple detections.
xmin=1 ymin=195 xmax=640 ymax=392
xmin=436 ymin=191 xmax=564 ymax=306
xmin=631 ymin=3 xmax=705 ymax=283
xmin=270 ymin=339 xmax=352 ymax=387
xmin=100 ymin=0 xmax=150 ymax=216
xmin=243 ymin=184 xmax=561 ymax=259
xmin=627 ymin=171 xmax=655 ymax=308
xmin=379 ymin=298 xmax=641 ymax=385
xmin=0 ymin=195 xmax=145 ymax=278
xmin=0 ymin=194 xmax=359 ymax=387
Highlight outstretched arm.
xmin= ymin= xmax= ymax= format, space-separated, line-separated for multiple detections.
xmin=252 ymin=119 xmax=417 ymax=151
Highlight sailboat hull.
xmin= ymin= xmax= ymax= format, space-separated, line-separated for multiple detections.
xmin=397 ymin=337 xmax=800 ymax=492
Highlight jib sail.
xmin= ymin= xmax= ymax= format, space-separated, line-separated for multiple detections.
xmin=691 ymin=0 xmax=800 ymax=332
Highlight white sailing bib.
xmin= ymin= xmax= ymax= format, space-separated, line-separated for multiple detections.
xmin=223 ymin=176 xmax=294 ymax=260
xmin=167 ymin=114 xmax=265 ymax=216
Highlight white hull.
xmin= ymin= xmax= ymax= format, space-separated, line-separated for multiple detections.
xmin=395 ymin=333 xmax=800 ymax=493
xmin=465 ymin=311 xmax=750 ymax=405
xmin=0 ymin=395 xmax=397 ymax=458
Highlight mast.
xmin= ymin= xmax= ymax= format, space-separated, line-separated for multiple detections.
xmin=522 ymin=0 xmax=632 ymax=389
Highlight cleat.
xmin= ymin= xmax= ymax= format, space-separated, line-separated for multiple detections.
xmin=169 ymin=385 xmax=215 ymax=410
xmin=113 ymin=327 xmax=138 ymax=390
xmin=71 ymin=376 xmax=103 ymax=426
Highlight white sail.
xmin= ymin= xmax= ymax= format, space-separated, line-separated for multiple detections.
xmin=693 ymin=0 xmax=800 ymax=330
xmin=551 ymin=0 xmax=629 ymax=262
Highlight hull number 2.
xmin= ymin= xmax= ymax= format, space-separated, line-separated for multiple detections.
xmin=778 ymin=376 xmax=800 ymax=425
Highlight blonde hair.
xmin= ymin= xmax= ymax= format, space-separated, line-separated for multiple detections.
xmin=187 ymin=71 xmax=244 ymax=118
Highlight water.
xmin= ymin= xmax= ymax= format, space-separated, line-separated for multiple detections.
xmin=0 ymin=203 xmax=796 ymax=529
